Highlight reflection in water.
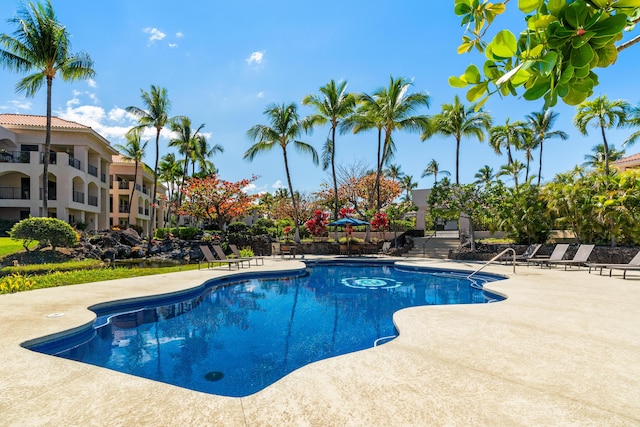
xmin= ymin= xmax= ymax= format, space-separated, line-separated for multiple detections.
xmin=47 ymin=263 xmax=502 ymax=397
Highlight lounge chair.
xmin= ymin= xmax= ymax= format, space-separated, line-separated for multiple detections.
xmin=587 ymin=251 xmax=640 ymax=278
xmin=527 ymin=244 xmax=570 ymax=267
xmin=379 ymin=241 xmax=391 ymax=255
xmin=538 ymin=244 xmax=595 ymax=270
xmin=499 ymin=243 xmax=541 ymax=264
xmin=229 ymin=244 xmax=264 ymax=266
xmin=199 ymin=245 xmax=243 ymax=270
xmin=212 ymin=245 xmax=251 ymax=268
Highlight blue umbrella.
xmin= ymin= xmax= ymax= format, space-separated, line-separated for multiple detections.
xmin=328 ymin=217 xmax=370 ymax=227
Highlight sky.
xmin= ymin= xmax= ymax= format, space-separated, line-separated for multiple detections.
xmin=0 ymin=1 xmax=638 ymax=195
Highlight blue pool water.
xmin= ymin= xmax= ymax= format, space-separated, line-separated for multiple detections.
xmin=28 ymin=261 xmax=504 ymax=397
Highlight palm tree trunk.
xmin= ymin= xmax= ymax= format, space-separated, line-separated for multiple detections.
xmin=600 ymin=125 xmax=610 ymax=176
xmin=537 ymin=142 xmax=543 ymax=186
xmin=455 ymin=135 xmax=461 ymax=185
xmin=42 ymin=76 xmax=54 ymax=217
xmin=147 ymin=129 xmax=161 ymax=255
xmin=178 ymin=152 xmax=189 ymax=206
xmin=331 ymin=126 xmax=339 ymax=241
xmin=282 ymin=147 xmax=300 ymax=243
xmin=374 ymin=131 xmax=390 ymax=211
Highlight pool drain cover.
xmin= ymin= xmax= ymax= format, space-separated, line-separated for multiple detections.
xmin=204 ymin=371 xmax=224 ymax=382
xmin=341 ymin=277 xmax=402 ymax=290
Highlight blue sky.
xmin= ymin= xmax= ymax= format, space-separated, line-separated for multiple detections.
xmin=0 ymin=1 xmax=638 ymax=194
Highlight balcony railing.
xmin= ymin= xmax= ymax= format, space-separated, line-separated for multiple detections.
xmin=39 ymin=152 xmax=57 ymax=164
xmin=88 ymin=164 xmax=98 ymax=177
xmin=0 ymin=151 xmax=30 ymax=163
xmin=88 ymin=195 xmax=98 ymax=206
xmin=101 ymin=173 xmax=106 ymax=183
xmin=0 ymin=187 xmax=21 ymax=199
xmin=68 ymin=156 xmax=81 ymax=170
xmin=142 ymin=187 xmax=149 ymax=195
xmin=72 ymin=191 xmax=84 ymax=203
xmin=138 ymin=207 xmax=143 ymax=214
xmin=118 ymin=181 xmax=130 ymax=190
xmin=118 ymin=206 xmax=129 ymax=213
xmin=39 ymin=188 xmax=57 ymax=200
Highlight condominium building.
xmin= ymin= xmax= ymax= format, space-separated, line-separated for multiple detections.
xmin=612 ymin=152 xmax=640 ymax=172
xmin=0 ymin=114 xmax=166 ymax=236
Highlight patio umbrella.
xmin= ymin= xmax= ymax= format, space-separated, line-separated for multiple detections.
xmin=328 ymin=218 xmax=370 ymax=254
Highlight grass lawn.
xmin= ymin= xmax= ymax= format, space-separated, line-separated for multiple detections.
xmin=0 ymin=237 xmax=37 ymax=258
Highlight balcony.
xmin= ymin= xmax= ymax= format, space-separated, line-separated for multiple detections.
xmin=138 ymin=207 xmax=143 ymax=214
xmin=39 ymin=152 xmax=57 ymax=164
xmin=0 ymin=151 xmax=30 ymax=164
xmin=118 ymin=181 xmax=130 ymax=190
xmin=0 ymin=187 xmax=24 ymax=199
xmin=118 ymin=206 xmax=128 ymax=213
xmin=101 ymin=173 xmax=106 ymax=183
xmin=88 ymin=164 xmax=98 ymax=177
xmin=88 ymin=195 xmax=98 ymax=206
xmin=72 ymin=191 xmax=85 ymax=204
xmin=142 ymin=187 xmax=149 ymax=195
xmin=39 ymin=188 xmax=57 ymax=200
xmin=68 ymin=156 xmax=81 ymax=170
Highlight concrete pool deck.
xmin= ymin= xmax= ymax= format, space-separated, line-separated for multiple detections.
xmin=0 ymin=257 xmax=639 ymax=426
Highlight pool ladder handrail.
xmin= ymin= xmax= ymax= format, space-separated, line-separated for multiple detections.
xmin=466 ymin=247 xmax=516 ymax=280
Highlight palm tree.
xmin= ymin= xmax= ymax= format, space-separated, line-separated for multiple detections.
xmin=192 ymin=134 xmax=223 ymax=177
xmin=582 ymin=144 xmax=626 ymax=170
xmin=400 ymin=175 xmax=418 ymax=202
xmin=126 ymin=85 xmax=178 ymax=247
xmin=169 ymin=117 xmax=204 ymax=205
xmin=489 ymin=119 xmax=530 ymax=167
xmin=474 ymin=165 xmax=494 ymax=187
xmin=303 ymin=79 xmax=356 ymax=223
xmin=158 ymin=153 xmax=182 ymax=228
xmin=497 ymin=160 xmax=525 ymax=188
xmin=384 ymin=163 xmax=404 ymax=182
xmin=245 ymin=103 xmax=318 ymax=243
xmin=526 ymin=109 xmax=569 ymax=186
xmin=0 ymin=0 xmax=95 ymax=216
xmin=364 ymin=76 xmax=430 ymax=210
xmin=574 ymin=95 xmax=630 ymax=176
xmin=115 ymin=129 xmax=148 ymax=227
xmin=426 ymin=95 xmax=491 ymax=184
xmin=623 ymin=104 xmax=640 ymax=148
xmin=421 ymin=159 xmax=451 ymax=184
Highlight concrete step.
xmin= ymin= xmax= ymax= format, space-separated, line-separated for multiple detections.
xmin=405 ymin=236 xmax=460 ymax=259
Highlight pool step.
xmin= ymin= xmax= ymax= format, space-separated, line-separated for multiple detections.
xmin=404 ymin=236 xmax=459 ymax=259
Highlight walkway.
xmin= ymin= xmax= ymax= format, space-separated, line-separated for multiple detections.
xmin=0 ymin=258 xmax=639 ymax=426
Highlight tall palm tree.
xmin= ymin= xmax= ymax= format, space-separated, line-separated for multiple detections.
xmin=365 ymin=76 xmax=430 ymax=210
xmin=426 ymin=95 xmax=491 ymax=184
xmin=126 ymin=85 xmax=178 ymax=247
xmin=0 ymin=0 xmax=95 ymax=216
xmin=115 ymin=129 xmax=148 ymax=227
xmin=497 ymin=160 xmax=525 ymax=188
xmin=526 ymin=109 xmax=569 ymax=186
xmin=245 ymin=103 xmax=318 ymax=243
xmin=582 ymin=144 xmax=626 ymax=170
xmin=192 ymin=134 xmax=223 ymax=177
xmin=574 ymin=95 xmax=630 ymax=176
xmin=400 ymin=175 xmax=417 ymax=202
xmin=489 ymin=119 xmax=530 ymax=167
xmin=303 ymin=79 xmax=357 ymax=223
xmin=474 ymin=165 xmax=494 ymax=187
xmin=625 ymin=105 xmax=640 ymax=147
xmin=169 ymin=117 xmax=204 ymax=205
xmin=422 ymin=159 xmax=451 ymax=184
xmin=384 ymin=163 xmax=404 ymax=181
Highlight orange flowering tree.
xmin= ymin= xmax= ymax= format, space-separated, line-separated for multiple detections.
xmin=339 ymin=173 xmax=401 ymax=216
xmin=178 ymin=175 xmax=258 ymax=230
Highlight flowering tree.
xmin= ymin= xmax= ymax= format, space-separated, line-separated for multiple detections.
xmin=370 ymin=212 xmax=389 ymax=232
xmin=304 ymin=209 xmax=329 ymax=236
xmin=178 ymin=175 xmax=258 ymax=230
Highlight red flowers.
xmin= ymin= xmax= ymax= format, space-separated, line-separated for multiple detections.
xmin=304 ymin=209 xmax=329 ymax=236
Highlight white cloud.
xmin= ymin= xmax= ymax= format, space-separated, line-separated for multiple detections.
xmin=0 ymin=99 xmax=32 ymax=112
xmin=143 ymin=27 xmax=166 ymax=44
xmin=176 ymin=32 xmax=184 ymax=38
xmin=257 ymin=91 xmax=264 ymax=98
xmin=272 ymin=180 xmax=283 ymax=189
xmin=88 ymin=78 xmax=97 ymax=88
xmin=168 ymin=43 xmax=178 ymax=48
xmin=243 ymin=182 xmax=257 ymax=193
xmin=245 ymin=51 xmax=265 ymax=66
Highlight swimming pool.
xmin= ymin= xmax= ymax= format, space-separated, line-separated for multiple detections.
xmin=27 ymin=261 xmax=504 ymax=397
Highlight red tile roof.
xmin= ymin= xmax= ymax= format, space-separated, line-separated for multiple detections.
xmin=0 ymin=113 xmax=89 ymax=129
xmin=613 ymin=152 xmax=640 ymax=165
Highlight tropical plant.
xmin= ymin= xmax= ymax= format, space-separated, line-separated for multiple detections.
xmin=126 ymin=85 xmax=179 ymax=249
xmin=582 ymin=143 xmax=626 ymax=170
xmin=625 ymin=104 xmax=640 ymax=147
xmin=0 ymin=0 xmax=95 ymax=215
xmin=304 ymin=209 xmax=329 ymax=237
xmin=474 ymin=164 xmax=495 ymax=187
xmin=525 ymin=109 xmax=569 ymax=186
xmin=492 ymin=182 xmax=552 ymax=244
xmin=303 ymin=79 xmax=357 ymax=225
xmin=489 ymin=119 xmax=530 ymax=167
xmin=158 ymin=153 xmax=182 ymax=227
xmin=115 ymin=129 xmax=148 ymax=226
xmin=426 ymin=95 xmax=491 ymax=184
xmin=451 ymin=0 xmax=640 ymax=108
xmin=355 ymin=76 xmax=430 ymax=210
xmin=384 ymin=163 xmax=404 ymax=181
xmin=421 ymin=159 xmax=451 ymax=184
xmin=400 ymin=175 xmax=418 ymax=202
xmin=574 ymin=95 xmax=630 ymax=175
xmin=245 ymin=102 xmax=319 ymax=242
xmin=169 ymin=117 xmax=205 ymax=204
xmin=192 ymin=134 xmax=223 ymax=177
xmin=9 ymin=217 xmax=78 ymax=251
xmin=497 ymin=160 xmax=526 ymax=189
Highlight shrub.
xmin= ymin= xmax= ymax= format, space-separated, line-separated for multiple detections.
xmin=9 ymin=217 xmax=78 ymax=251
xmin=0 ymin=273 xmax=35 ymax=294
xmin=177 ymin=226 xmax=199 ymax=240
xmin=0 ymin=218 xmax=20 ymax=237
xmin=251 ymin=218 xmax=274 ymax=235
xmin=155 ymin=228 xmax=172 ymax=239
